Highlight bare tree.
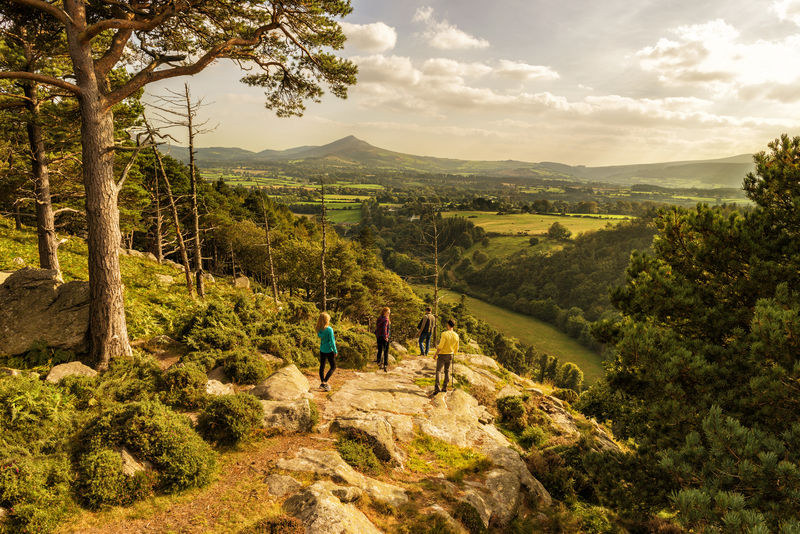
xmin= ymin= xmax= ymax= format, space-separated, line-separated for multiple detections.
xmin=261 ymin=192 xmax=279 ymax=301
xmin=149 ymin=84 xmax=213 ymax=297
xmin=320 ymin=177 xmax=327 ymax=311
xmin=0 ymin=0 xmax=356 ymax=369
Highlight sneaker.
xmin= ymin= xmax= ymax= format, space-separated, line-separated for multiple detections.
xmin=323 ymin=383 xmax=331 ymax=391
xmin=441 ymin=388 xmax=448 ymax=393
xmin=320 ymin=382 xmax=326 ymax=390
xmin=383 ymin=365 xmax=388 ymax=372
xmin=432 ymin=388 xmax=440 ymax=395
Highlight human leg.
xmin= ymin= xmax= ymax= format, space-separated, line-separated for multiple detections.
xmin=423 ymin=333 xmax=431 ymax=355
xmin=322 ymin=352 xmax=336 ymax=383
xmin=380 ymin=338 xmax=389 ymax=368
xmin=442 ymin=354 xmax=452 ymax=391
xmin=319 ymin=352 xmax=327 ymax=384
xmin=435 ymin=354 xmax=446 ymax=392
xmin=418 ymin=334 xmax=425 ymax=355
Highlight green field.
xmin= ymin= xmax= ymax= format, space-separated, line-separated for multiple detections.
xmin=466 ymin=235 xmax=564 ymax=261
xmin=444 ymin=211 xmax=629 ymax=236
xmin=413 ymin=285 xmax=604 ymax=383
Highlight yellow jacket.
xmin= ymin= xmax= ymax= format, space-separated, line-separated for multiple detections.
xmin=436 ymin=330 xmax=459 ymax=355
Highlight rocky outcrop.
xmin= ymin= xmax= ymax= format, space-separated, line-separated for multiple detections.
xmin=277 ymin=448 xmax=407 ymax=507
xmin=234 ymin=276 xmax=250 ymax=289
xmin=265 ymin=474 xmax=302 ymax=497
xmin=0 ymin=268 xmax=89 ymax=355
xmin=261 ymin=398 xmax=314 ymax=433
xmin=331 ymin=412 xmax=403 ymax=466
xmin=250 ymin=365 xmax=309 ymax=401
xmin=284 ymin=481 xmax=381 ymax=534
xmin=206 ymin=379 xmax=234 ymax=396
xmin=45 ymin=361 xmax=97 ymax=384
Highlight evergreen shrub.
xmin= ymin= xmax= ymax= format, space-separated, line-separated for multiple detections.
xmin=453 ymin=501 xmax=487 ymax=534
xmin=76 ymin=401 xmax=216 ymax=492
xmin=181 ymin=301 xmax=247 ymax=351
xmin=497 ymin=395 xmax=527 ymax=432
xmin=335 ymin=329 xmax=372 ymax=369
xmin=223 ymin=349 xmax=269 ymax=384
xmin=520 ymin=425 xmax=549 ymax=449
xmin=181 ymin=350 xmax=221 ymax=372
xmin=159 ymin=362 xmax=208 ymax=409
xmin=552 ymin=388 xmax=579 ymax=404
xmin=197 ymin=393 xmax=263 ymax=445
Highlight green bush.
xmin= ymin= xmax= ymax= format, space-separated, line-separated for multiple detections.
xmin=197 ymin=393 xmax=263 ymax=445
xmin=453 ymin=501 xmax=487 ymax=534
xmin=95 ymin=352 xmax=162 ymax=404
xmin=159 ymin=363 xmax=208 ymax=409
xmin=181 ymin=301 xmax=248 ymax=351
xmin=572 ymin=502 xmax=617 ymax=534
xmin=520 ymin=425 xmax=549 ymax=449
xmin=335 ymin=329 xmax=372 ymax=369
xmin=552 ymin=388 xmax=579 ymax=404
xmin=76 ymin=401 xmax=216 ymax=492
xmin=181 ymin=350 xmax=222 ymax=372
xmin=0 ymin=375 xmax=77 ymax=453
xmin=223 ymin=349 xmax=269 ymax=384
xmin=257 ymin=334 xmax=315 ymax=368
xmin=75 ymin=448 xmax=126 ymax=508
xmin=309 ymin=399 xmax=320 ymax=429
xmin=336 ymin=435 xmax=382 ymax=475
xmin=239 ymin=515 xmax=305 ymax=534
xmin=497 ymin=395 xmax=527 ymax=432
xmin=0 ymin=451 xmax=72 ymax=534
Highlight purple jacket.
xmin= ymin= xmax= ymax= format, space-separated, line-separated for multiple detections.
xmin=375 ymin=316 xmax=390 ymax=340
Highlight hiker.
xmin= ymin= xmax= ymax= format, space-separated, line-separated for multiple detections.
xmin=375 ymin=307 xmax=391 ymax=372
xmin=432 ymin=318 xmax=459 ymax=394
xmin=416 ymin=306 xmax=436 ymax=356
xmin=316 ymin=312 xmax=337 ymax=391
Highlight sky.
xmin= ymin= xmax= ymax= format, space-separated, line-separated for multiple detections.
xmin=148 ymin=0 xmax=800 ymax=166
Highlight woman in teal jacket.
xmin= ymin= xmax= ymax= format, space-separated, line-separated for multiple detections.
xmin=316 ymin=312 xmax=337 ymax=391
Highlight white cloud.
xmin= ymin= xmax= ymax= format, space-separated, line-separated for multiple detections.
xmin=636 ymin=19 xmax=800 ymax=96
xmin=773 ymin=0 xmax=800 ymax=26
xmin=340 ymin=22 xmax=397 ymax=53
xmin=421 ymin=58 xmax=492 ymax=78
xmin=413 ymin=6 xmax=490 ymax=50
xmin=496 ymin=60 xmax=560 ymax=81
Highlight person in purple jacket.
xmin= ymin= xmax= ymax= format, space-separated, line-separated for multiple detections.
xmin=375 ymin=307 xmax=391 ymax=372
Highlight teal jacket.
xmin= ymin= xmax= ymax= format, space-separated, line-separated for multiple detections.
xmin=318 ymin=325 xmax=337 ymax=354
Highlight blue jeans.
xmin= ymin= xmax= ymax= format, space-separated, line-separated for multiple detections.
xmin=418 ymin=332 xmax=431 ymax=355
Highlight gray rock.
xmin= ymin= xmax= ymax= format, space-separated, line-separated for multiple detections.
xmin=12 ymin=257 xmax=25 ymax=267
xmin=207 ymin=366 xmax=230 ymax=383
xmin=261 ymin=398 xmax=314 ymax=433
xmin=265 ymin=474 xmax=302 ymax=497
xmin=484 ymin=469 xmax=521 ymax=524
xmin=496 ymin=385 xmax=522 ymax=399
xmin=127 ymin=249 xmax=144 ymax=258
xmin=163 ymin=259 xmax=182 ymax=270
xmin=118 ymin=447 xmax=153 ymax=476
xmin=0 ymin=271 xmax=12 ymax=285
xmin=284 ymin=481 xmax=381 ymax=534
xmin=206 ymin=379 xmax=234 ymax=396
xmin=0 ymin=506 xmax=7 ymax=523
xmin=118 ymin=248 xmax=129 ymax=256
xmin=144 ymin=252 xmax=158 ymax=262
xmin=390 ymin=341 xmax=407 ymax=354
xmin=331 ymin=412 xmax=403 ymax=466
xmin=250 ymin=364 xmax=309 ymax=401
xmin=233 ymin=276 xmax=250 ymax=289
xmin=143 ymin=335 xmax=181 ymax=354
xmin=460 ymin=489 xmax=492 ymax=528
xmin=315 ymin=481 xmax=364 ymax=503
xmin=277 ymin=448 xmax=407 ymax=507
xmin=0 ymin=268 xmax=89 ymax=355
xmin=420 ymin=505 xmax=461 ymax=532
xmin=201 ymin=272 xmax=215 ymax=283
xmin=460 ymin=353 xmax=499 ymax=370
xmin=1 ymin=367 xmax=38 ymax=379
xmin=154 ymin=274 xmax=174 ymax=285
xmin=452 ymin=363 xmax=499 ymax=390
xmin=45 ymin=361 xmax=97 ymax=384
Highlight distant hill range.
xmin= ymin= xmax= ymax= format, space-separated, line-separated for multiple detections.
xmin=166 ymin=135 xmax=755 ymax=188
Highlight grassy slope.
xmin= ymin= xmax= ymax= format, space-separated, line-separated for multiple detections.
xmin=444 ymin=211 xmax=629 ymax=235
xmin=413 ymin=284 xmax=604 ymax=383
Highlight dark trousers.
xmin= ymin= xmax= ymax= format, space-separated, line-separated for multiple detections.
xmin=319 ymin=351 xmax=336 ymax=383
xmin=376 ymin=337 xmax=389 ymax=366
xmin=435 ymin=353 xmax=453 ymax=391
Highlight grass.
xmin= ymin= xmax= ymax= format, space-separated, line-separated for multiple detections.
xmin=444 ymin=211 xmax=629 ymax=236
xmin=405 ymin=433 xmax=490 ymax=482
xmin=467 ymin=235 xmax=563 ymax=261
xmin=0 ymin=216 xmax=247 ymax=342
xmin=414 ymin=284 xmax=604 ymax=382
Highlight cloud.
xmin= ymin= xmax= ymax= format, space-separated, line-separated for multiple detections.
xmin=340 ymin=22 xmax=397 ymax=53
xmin=496 ymin=60 xmax=560 ymax=81
xmin=413 ymin=6 xmax=490 ymax=50
xmin=773 ymin=0 xmax=800 ymax=26
xmin=421 ymin=58 xmax=493 ymax=78
xmin=636 ymin=19 xmax=800 ymax=95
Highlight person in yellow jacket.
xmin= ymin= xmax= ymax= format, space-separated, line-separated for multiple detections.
xmin=432 ymin=318 xmax=459 ymax=395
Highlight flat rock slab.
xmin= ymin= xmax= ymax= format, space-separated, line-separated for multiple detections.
xmin=251 ymin=364 xmax=309 ymax=401
xmin=261 ymin=398 xmax=314 ymax=433
xmin=206 ymin=379 xmax=234 ymax=396
xmin=284 ymin=481 xmax=381 ymax=534
xmin=0 ymin=268 xmax=89 ymax=355
xmin=331 ymin=412 xmax=403 ymax=466
xmin=265 ymin=474 xmax=302 ymax=497
xmin=46 ymin=361 xmax=97 ymax=384
xmin=277 ymin=448 xmax=407 ymax=507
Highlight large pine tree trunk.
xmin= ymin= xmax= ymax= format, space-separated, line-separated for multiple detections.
xmin=67 ymin=15 xmax=132 ymax=369
xmin=22 ymin=79 xmax=60 ymax=275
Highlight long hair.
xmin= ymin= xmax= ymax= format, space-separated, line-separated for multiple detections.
xmin=316 ymin=312 xmax=331 ymax=333
xmin=381 ymin=306 xmax=391 ymax=323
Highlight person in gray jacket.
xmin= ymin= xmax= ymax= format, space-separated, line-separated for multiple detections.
xmin=416 ymin=307 xmax=436 ymax=356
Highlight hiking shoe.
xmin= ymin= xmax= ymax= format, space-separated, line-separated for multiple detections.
xmin=441 ymin=388 xmax=448 ymax=393
xmin=383 ymin=365 xmax=388 ymax=372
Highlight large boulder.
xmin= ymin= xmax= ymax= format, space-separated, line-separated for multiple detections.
xmin=0 ymin=268 xmax=89 ymax=355
xmin=233 ymin=276 xmax=250 ymax=289
xmin=250 ymin=365 xmax=309 ymax=401
xmin=265 ymin=474 xmax=302 ymax=498
xmin=284 ymin=481 xmax=381 ymax=534
xmin=331 ymin=412 xmax=403 ymax=466
xmin=45 ymin=361 xmax=97 ymax=384
xmin=277 ymin=447 xmax=407 ymax=507
xmin=206 ymin=379 xmax=234 ymax=396
xmin=261 ymin=398 xmax=314 ymax=433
